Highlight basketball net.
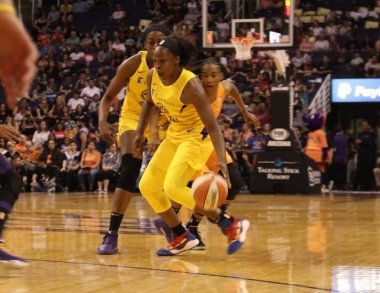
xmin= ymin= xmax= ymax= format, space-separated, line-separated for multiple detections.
xmin=231 ymin=37 xmax=257 ymax=60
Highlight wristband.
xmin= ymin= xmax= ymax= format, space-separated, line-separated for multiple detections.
xmin=0 ymin=3 xmax=16 ymax=14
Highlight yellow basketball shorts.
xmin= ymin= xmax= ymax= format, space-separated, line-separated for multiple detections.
xmin=118 ymin=112 xmax=166 ymax=142
xmin=139 ymin=134 xmax=214 ymax=213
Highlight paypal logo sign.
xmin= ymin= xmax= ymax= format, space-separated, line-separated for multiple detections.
xmin=332 ymin=79 xmax=380 ymax=103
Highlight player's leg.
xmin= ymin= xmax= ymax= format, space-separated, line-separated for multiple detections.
xmin=97 ymin=128 xmax=142 ymax=255
xmin=139 ymin=138 xmax=200 ymax=256
xmin=163 ymin=140 xmax=249 ymax=255
xmin=0 ymin=155 xmax=28 ymax=266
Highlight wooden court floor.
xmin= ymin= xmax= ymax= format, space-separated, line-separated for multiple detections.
xmin=1 ymin=192 xmax=380 ymax=293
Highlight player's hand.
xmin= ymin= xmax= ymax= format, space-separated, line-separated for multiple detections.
xmin=133 ymin=132 xmax=145 ymax=159
xmin=99 ymin=120 xmax=117 ymax=144
xmin=243 ymin=112 xmax=260 ymax=130
xmin=0 ymin=13 xmax=39 ymax=109
xmin=0 ymin=125 xmax=21 ymax=143
xmin=217 ymin=162 xmax=231 ymax=189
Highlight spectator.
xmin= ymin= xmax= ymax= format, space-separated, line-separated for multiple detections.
xmin=15 ymin=134 xmax=28 ymax=155
xmin=111 ymin=38 xmax=126 ymax=53
xmin=47 ymin=5 xmax=61 ymax=24
xmin=61 ymin=137 xmax=72 ymax=153
xmin=318 ymin=55 xmax=333 ymax=76
xmin=77 ymin=141 xmax=101 ymax=192
xmin=31 ymin=159 xmax=57 ymax=192
xmin=109 ymin=4 xmax=126 ymax=22
xmin=310 ymin=20 xmax=324 ymax=36
xmin=20 ymin=109 xmax=37 ymax=137
xmin=19 ymin=141 xmax=40 ymax=190
xmin=291 ymin=50 xmax=304 ymax=68
xmin=72 ymin=0 xmax=91 ymax=14
xmin=299 ymin=35 xmax=315 ymax=53
xmin=62 ymin=112 xmax=78 ymax=139
xmin=66 ymin=30 xmax=80 ymax=49
xmin=35 ymin=98 xmax=50 ymax=122
xmin=38 ymin=139 xmax=64 ymax=183
xmin=4 ymin=141 xmax=20 ymax=160
xmin=54 ymin=121 xmax=67 ymax=146
xmin=96 ymin=144 xmax=121 ymax=193
xmin=350 ymin=51 xmax=365 ymax=67
xmin=314 ymin=32 xmax=330 ymax=52
xmin=68 ymin=92 xmax=86 ymax=112
xmin=80 ymin=79 xmax=101 ymax=100
xmin=364 ymin=56 xmax=380 ymax=73
xmin=61 ymin=141 xmax=81 ymax=191
xmin=355 ymin=121 xmax=376 ymax=190
xmin=330 ymin=127 xmax=348 ymax=190
xmin=32 ymin=121 xmax=50 ymax=150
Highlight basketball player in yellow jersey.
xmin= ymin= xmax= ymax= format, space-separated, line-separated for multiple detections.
xmin=134 ymin=36 xmax=250 ymax=256
xmin=154 ymin=57 xmax=260 ymax=249
xmin=97 ymin=25 xmax=170 ymax=255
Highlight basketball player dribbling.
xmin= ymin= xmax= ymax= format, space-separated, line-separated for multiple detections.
xmin=154 ymin=57 xmax=260 ymax=249
xmin=134 ymin=36 xmax=250 ymax=256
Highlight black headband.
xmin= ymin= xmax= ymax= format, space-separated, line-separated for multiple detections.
xmin=157 ymin=38 xmax=180 ymax=55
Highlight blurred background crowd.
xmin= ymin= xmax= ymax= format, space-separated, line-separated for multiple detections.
xmin=0 ymin=0 xmax=379 ymax=193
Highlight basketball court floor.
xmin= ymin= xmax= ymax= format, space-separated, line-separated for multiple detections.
xmin=0 ymin=192 xmax=379 ymax=292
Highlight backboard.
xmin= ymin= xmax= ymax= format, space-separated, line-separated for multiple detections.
xmin=202 ymin=0 xmax=295 ymax=49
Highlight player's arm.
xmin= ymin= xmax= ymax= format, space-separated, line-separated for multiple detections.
xmin=98 ymin=53 xmax=141 ymax=143
xmin=0 ymin=124 xmax=21 ymax=142
xmin=134 ymin=69 xmax=155 ymax=155
xmin=0 ymin=0 xmax=39 ymax=108
xmin=148 ymin=107 xmax=161 ymax=151
xmin=182 ymin=77 xmax=230 ymax=186
xmin=223 ymin=80 xmax=260 ymax=129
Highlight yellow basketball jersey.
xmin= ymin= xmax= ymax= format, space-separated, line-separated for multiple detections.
xmin=210 ymin=83 xmax=226 ymax=118
xmin=120 ymin=51 xmax=149 ymax=117
xmin=151 ymin=69 xmax=204 ymax=138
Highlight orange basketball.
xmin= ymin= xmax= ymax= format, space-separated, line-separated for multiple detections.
xmin=191 ymin=173 xmax=228 ymax=211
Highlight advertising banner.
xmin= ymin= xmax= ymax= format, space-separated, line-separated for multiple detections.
xmin=332 ymin=78 xmax=380 ymax=103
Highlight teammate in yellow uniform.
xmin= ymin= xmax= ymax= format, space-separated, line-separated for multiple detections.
xmin=97 ymin=25 xmax=170 ymax=255
xmin=134 ymin=36 xmax=250 ymax=256
xmin=153 ymin=58 xmax=260 ymax=249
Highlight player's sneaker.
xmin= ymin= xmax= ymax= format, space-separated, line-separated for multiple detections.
xmin=153 ymin=217 xmax=174 ymax=243
xmin=156 ymin=229 xmax=199 ymax=256
xmin=187 ymin=225 xmax=206 ymax=250
xmin=221 ymin=216 xmax=250 ymax=255
xmin=97 ymin=231 xmax=118 ymax=255
xmin=0 ymin=242 xmax=28 ymax=268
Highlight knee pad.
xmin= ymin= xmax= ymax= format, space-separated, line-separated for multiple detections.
xmin=116 ymin=154 xmax=142 ymax=192
xmin=226 ymin=163 xmax=244 ymax=201
xmin=0 ymin=169 xmax=22 ymax=213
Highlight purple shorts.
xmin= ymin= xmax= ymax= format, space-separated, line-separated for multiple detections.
xmin=0 ymin=154 xmax=11 ymax=175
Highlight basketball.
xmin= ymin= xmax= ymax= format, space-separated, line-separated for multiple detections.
xmin=191 ymin=173 xmax=228 ymax=211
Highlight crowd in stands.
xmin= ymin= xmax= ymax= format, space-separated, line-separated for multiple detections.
xmin=0 ymin=0 xmax=379 ymax=192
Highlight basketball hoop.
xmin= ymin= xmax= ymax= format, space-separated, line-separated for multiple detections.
xmin=231 ymin=37 xmax=257 ymax=60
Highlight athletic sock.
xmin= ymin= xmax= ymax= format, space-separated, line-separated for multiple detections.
xmin=217 ymin=212 xmax=234 ymax=230
xmin=171 ymin=223 xmax=186 ymax=237
xmin=109 ymin=212 xmax=124 ymax=232
xmin=188 ymin=213 xmax=203 ymax=228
